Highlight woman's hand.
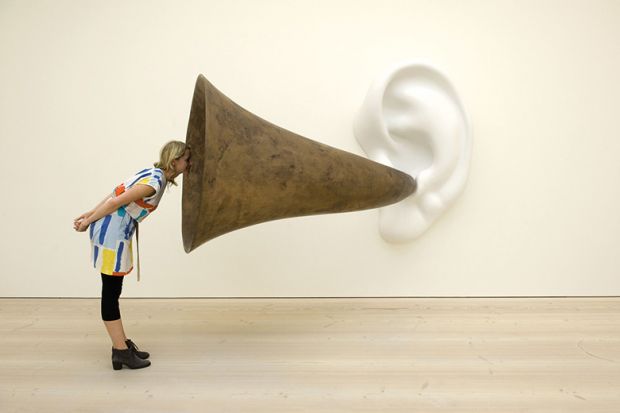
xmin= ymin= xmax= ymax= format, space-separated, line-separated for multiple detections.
xmin=74 ymin=211 xmax=92 ymax=223
xmin=75 ymin=219 xmax=90 ymax=232
xmin=74 ymin=212 xmax=92 ymax=232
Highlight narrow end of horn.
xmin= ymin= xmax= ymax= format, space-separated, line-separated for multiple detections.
xmin=400 ymin=173 xmax=417 ymax=201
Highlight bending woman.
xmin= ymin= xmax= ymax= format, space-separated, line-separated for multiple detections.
xmin=74 ymin=140 xmax=191 ymax=370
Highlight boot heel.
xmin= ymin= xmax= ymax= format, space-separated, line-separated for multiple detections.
xmin=112 ymin=361 xmax=123 ymax=370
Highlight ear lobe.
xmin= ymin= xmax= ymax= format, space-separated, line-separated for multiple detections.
xmin=353 ymin=62 xmax=471 ymax=242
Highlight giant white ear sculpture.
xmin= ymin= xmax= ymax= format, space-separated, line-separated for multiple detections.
xmin=353 ymin=62 xmax=472 ymax=242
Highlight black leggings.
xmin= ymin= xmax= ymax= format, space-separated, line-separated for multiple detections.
xmin=101 ymin=273 xmax=124 ymax=321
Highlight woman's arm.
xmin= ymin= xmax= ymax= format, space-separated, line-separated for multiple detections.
xmin=74 ymin=185 xmax=156 ymax=232
xmin=75 ymin=193 xmax=113 ymax=221
xmin=90 ymin=193 xmax=113 ymax=215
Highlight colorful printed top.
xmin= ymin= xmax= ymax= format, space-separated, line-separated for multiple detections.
xmin=89 ymin=168 xmax=167 ymax=276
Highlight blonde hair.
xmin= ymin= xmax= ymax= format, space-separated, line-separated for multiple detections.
xmin=153 ymin=140 xmax=190 ymax=187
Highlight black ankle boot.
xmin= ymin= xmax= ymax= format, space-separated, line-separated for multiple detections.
xmin=112 ymin=347 xmax=151 ymax=370
xmin=126 ymin=339 xmax=150 ymax=359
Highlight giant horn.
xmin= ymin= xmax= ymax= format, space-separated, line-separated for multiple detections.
xmin=182 ymin=74 xmax=416 ymax=252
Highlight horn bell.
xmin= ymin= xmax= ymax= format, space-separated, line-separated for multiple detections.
xmin=182 ymin=74 xmax=416 ymax=253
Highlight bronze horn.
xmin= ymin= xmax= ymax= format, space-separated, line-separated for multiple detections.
xmin=182 ymin=74 xmax=416 ymax=252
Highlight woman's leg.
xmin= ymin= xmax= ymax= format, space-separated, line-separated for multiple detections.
xmin=101 ymin=273 xmax=128 ymax=350
xmin=104 ymin=320 xmax=128 ymax=349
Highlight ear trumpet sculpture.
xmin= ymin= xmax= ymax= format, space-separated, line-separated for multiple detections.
xmin=181 ymin=74 xmax=416 ymax=253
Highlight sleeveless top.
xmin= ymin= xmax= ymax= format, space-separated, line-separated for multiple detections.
xmin=89 ymin=168 xmax=166 ymax=276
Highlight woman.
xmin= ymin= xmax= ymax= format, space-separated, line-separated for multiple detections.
xmin=74 ymin=140 xmax=191 ymax=370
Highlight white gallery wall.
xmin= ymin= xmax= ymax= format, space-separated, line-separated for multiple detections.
xmin=1 ymin=0 xmax=619 ymax=297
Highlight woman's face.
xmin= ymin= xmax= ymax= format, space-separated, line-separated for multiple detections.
xmin=174 ymin=150 xmax=191 ymax=174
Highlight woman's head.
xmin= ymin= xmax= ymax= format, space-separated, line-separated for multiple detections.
xmin=154 ymin=140 xmax=191 ymax=186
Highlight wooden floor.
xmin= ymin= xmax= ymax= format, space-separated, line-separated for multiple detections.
xmin=0 ymin=298 xmax=619 ymax=412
